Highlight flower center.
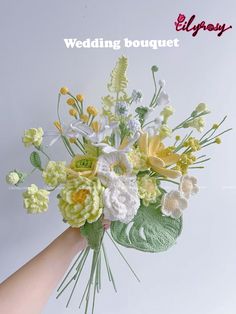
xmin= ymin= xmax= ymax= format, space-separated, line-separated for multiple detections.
xmin=72 ymin=189 xmax=90 ymax=204
xmin=166 ymin=198 xmax=179 ymax=210
xmin=111 ymin=162 xmax=126 ymax=175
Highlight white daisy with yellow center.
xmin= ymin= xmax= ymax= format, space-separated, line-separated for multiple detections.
xmin=97 ymin=152 xmax=133 ymax=186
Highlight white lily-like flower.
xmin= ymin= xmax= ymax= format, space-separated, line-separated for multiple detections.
xmin=94 ymin=125 xmax=141 ymax=154
xmin=156 ymin=91 xmax=170 ymax=107
xmin=161 ymin=190 xmax=188 ymax=219
xmin=97 ymin=151 xmax=133 ymax=186
xmin=44 ymin=117 xmax=118 ymax=147
xmin=179 ymin=175 xmax=199 ymax=199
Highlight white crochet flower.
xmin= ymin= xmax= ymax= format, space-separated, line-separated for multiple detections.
xmin=103 ymin=176 xmax=140 ymax=223
xmin=161 ymin=190 xmax=188 ymax=219
xmin=97 ymin=152 xmax=133 ymax=186
xmin=179 ymin=175 xmax=199 ymax=199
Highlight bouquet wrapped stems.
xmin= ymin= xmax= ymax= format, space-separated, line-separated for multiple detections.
xmin=57 ymin=229 xmax=139 ymax=313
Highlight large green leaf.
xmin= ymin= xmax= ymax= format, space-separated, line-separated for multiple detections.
xmin=110 ymin=199 xmax=182 ymax=253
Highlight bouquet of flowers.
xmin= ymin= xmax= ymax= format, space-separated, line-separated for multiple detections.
xmin=6 ymin=57 xmax=231 ymax=313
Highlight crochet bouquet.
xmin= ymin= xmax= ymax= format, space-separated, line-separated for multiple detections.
xmin=6 ymin=57 xmax=231 ymax=313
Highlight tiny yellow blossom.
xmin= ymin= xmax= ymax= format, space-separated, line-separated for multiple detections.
xmin=212 ymin=123 xmax=219 ymax=129
xmin=87 ymin=105 xmax=98 ymax=116
xmin=184 ymin=137 xmax=201 ymax=151
xmin=69 ymin=138 xmax=77 ymax=144
xmin=76 ymin=94 xmax=84 ymax=102
xmin=69 ymin=108 xmax=77 ymax=117
xmin=67 ymin=98 xmax=76 ymax=106
xmin=91 ymin=121 xmax=100 ymax=133
xmin=60 ymin=87 xmax=69 ymax=95
xmin=54 ymin=121 xmax=63 ymax=131
xmin=215 ymin=137 xmax=221 ymax=144
xmin=175 ymin=135 xmax=181 ymax=141
xmin=80 ymin=114 xmax=89 ymax=123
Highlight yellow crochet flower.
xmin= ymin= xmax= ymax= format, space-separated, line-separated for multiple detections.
xmin=42 ymin=161 xmax=67 ymax=187
xmin=22 ymin=128 xmax=44 ymax=147
xmin=23 ymin=184 xmax=50 ymax=213
xmin=69 ymin=155 xmax=97 ymax=178
xmin=138 ymin=133 xmax=181 ymax=179
xmin=137 ymin=175 xmax=161 ymax=207
xmin=59 ymin=177 xmax=103 ymax=228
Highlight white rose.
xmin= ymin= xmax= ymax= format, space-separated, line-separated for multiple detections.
xmin=103 ymin=176 xmax=140 ymax=223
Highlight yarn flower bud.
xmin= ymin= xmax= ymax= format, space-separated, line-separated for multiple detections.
xmin=22 ymin=128 xmax=44 ymax=147
xmin=60 ymin=87 xmax=69 ymax=95
xmin=160 ymin=105 xmax=174 ymax=123
xmin=6 ymin=171 xmax=20 ymax=185
xmin=23 ymin=184 xmax=50 ymax=214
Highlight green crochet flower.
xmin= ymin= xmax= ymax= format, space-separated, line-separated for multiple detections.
xmin=22 ymin=127 xmax=44 ymax=147
xmin=59 ymin=177 xmax=104 ymax=228
xmin=42 ymin=161 xmax=67 ymax=187
xmin=137 ymin=175 xmax=161 ymax=207
xmin=23 ymin=184 xmax=50 ymax=213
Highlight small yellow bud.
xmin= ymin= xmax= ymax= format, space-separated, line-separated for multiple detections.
xmin=80 ymin=114 xmax=89 ymax=123
xmin=69 ymin=108 xmax=77 ymax=117
xmin=54 ymin=121 xmax=62 ymax=131
xmin=67 ymin=98 xmax=76 ymax=106
xmin=87 ymin=105 xmax=98 ymax=116
xmin=69 ymin=138 xmax=77 ymax=144
xmin=212 ymin=123 xmax=219 ymax=129
xmin=91 ymin=121 xmax=100 ymax=133
xmin=175 ymin=135 xmax=181 ymax=141
xmin=215 ymin=137 xmax=221 ymax=144
xmin=76 ymin=94 xmax=84 ymax=102
xmin=60 ymin=87 xmax=69 ymax=95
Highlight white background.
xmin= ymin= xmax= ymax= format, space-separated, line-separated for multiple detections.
xmin=0 ymin=1 xmax=236 ymax=313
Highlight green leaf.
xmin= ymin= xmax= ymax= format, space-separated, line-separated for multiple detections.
xmin=80 ymin=218 xmax=104 ymax=251
xmin=110 ymin=198 xmax=182 ymax=253
xmin=107 ymin=56 xmax=128 ymax=94
xmin=30 ymin=151 xmax=42 ymax=170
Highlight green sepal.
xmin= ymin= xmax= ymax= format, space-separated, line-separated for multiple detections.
xmin=80 ymin=217 xmax=104 ymax=251
xmin=110 ymin=196 xmax=182 ymax=253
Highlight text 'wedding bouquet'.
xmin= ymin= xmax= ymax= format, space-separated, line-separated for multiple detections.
xmin=6 ymin=57 xmax=231 ymax=313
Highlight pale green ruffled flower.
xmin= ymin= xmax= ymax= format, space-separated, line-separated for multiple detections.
xmin=6 ymin=171 xmax=20 ymax=185
xmin=195 ymin=103 xmax=209 ymax=113
xmin=22 ymin=128 xmax=44 ymax=147
xmin=59 ymin=177 xmax=104 ymax=228
xmin=159 ymin=124 xmax=172 ymax=139
xmin=128 ymin=148 xmax=148 ymax=173
xmin=42 ymin=161 xmax=67 ymax=187
xmin=160 ymin=105 xmax=174 ymax=123
xmin=23 ymin=184 xmax=50 ymax=213
xmin=186 ymin=117 xmax=205 ymax=132
xmin=137 ymin=175 xmax=161 ymax=207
